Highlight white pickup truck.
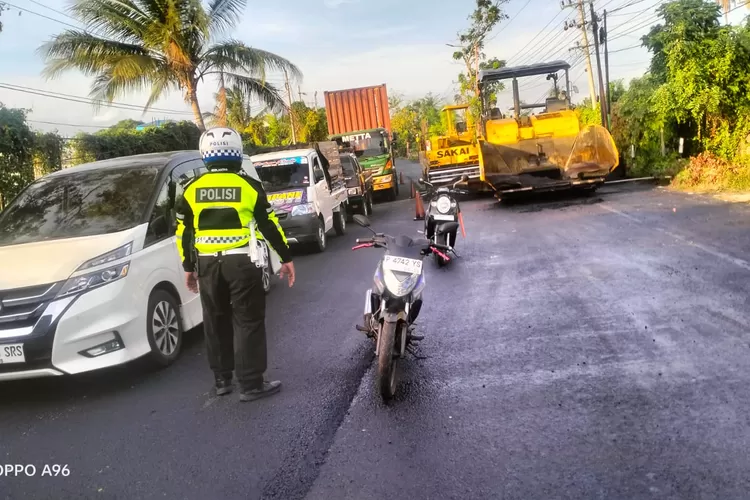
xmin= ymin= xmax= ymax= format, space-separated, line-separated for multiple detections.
xmin=250 ymin=142 xmax=349 ymax=252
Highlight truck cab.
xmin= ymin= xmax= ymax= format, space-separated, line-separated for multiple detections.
xmin=339 ymin=152 xmax=374 ymax=217
xmin=419 ymin=105 xmax=482 ymax=188
xmin=329 ymin=128 xmax=399 ymax=201
xmin=250 ymin=145 xmax=349 ymax=253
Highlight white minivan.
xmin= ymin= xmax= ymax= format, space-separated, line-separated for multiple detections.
xmin=0 ymin=151 xmax=267 ymax=381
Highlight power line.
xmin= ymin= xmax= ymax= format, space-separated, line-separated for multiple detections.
xmin=508 ymin=8 xmax=572 ymax=64
xmin=27 ymin=119 xmax=109 ymax=129
xmin=27 ymin=0 xmax=80 ymax=23
xmin=488 ymin=0 xmax=534 ymax=42
xmin=2 ymin=1 xmax=81 ymax=30
xmin=0 ymin=83 xmax=195 ymax=115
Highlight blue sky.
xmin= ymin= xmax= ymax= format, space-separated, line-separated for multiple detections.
xmin=0 ymin=0 xmax=747 ymax=136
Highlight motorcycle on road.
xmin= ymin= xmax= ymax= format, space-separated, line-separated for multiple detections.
xmin=420 ymin=175 xmax=469 ymax=267
xmin=351 ymin=214 xmax=451 ymax=400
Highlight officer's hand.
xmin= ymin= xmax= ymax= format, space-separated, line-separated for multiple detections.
xmin=185 ymin=271 xmax=198 ymax=293
xmin=279 ymin=262 xmax=295 ymax=288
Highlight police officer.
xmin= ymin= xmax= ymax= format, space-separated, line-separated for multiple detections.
xmin=176 ymin=126 xmax=295 ymax=402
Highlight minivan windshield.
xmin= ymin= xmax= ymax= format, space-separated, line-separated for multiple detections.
xmin=0 ymin=166 xmax=160 ymax=247
xmin=254 ymin=158 xmax=310 ymax=192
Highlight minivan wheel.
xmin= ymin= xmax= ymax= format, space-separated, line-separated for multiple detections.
xmin=334 ymin=205 xmax=347 ymax=236
xmin=313 ymin=217 xmax=327 ymax=253
xmin=146 ymin=289 xmax=183 ymax=367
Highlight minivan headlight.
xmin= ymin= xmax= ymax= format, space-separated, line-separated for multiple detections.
xmin=77 ymin=242 xmax=133 ymax=271
xmin=291 ymin=203 xmax=315 ymax=216
xmin=57 ymin=262 xmax=130 ymax=298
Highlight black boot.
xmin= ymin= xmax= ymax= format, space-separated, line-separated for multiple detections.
xmin=215 ymin=375 xmax=233 ymax=396
xmin=239 ymin=380 xmax=281 ymax=402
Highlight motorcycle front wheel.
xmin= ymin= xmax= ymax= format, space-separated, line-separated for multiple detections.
xmin=434 ymin=233 xmax=447 ymax=267
xmin=377 ymin=320 xmax=398 ymax=400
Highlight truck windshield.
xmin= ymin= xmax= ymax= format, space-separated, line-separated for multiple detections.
xmin=337 ymin=131 xmax=388 ymax=159
xmin=0 ymin=166 xmax=160 ymax=247
xmin=254 ymin=158 xmax=310 ymax=192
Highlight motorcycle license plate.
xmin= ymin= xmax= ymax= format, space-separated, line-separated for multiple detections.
xmin=383 ymin=255 xmax=423 ymax=274
xmin=432 ymin=214 xmax=455 ymax=221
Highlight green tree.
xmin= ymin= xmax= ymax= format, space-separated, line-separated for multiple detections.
xmin=38 ymin=0 xmax=301 ymax=131
xmin=390 ymin=94 xmax=445 ymax=157
xmin=642 ymin=0 xmax=721 ymax=84
xmin=109 ymin=119 xmax=144 ymax=130
xmin=452 ymin=1 xmax=508 ymax=130
xmin=32 ymin=132 xmax=66 ymax=177
xmin=0 ymin=105 xmax=35 ymax=209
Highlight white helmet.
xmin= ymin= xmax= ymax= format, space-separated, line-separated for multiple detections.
xmin=199 ymin=126 xmax=244 ymax=169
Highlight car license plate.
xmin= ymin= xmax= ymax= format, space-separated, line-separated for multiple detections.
xmin=383 ymin=255 xmax=423 ymax=274
xmin=432 ymin=214 xmax=455 ymax=221
xmin=0 ymin=343 xmax=25 ymax=364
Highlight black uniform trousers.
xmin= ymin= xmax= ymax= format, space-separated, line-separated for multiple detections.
xmin=197 ymin=253 xmax=267 ymax=390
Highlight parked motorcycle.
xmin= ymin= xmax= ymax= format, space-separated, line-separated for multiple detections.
xmin=420 ymin=174 xmax=469 ymax=267
xmin=352 ymin=214 xmax=451 ymax=400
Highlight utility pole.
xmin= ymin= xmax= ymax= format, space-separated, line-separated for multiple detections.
xmin=283 ymin=68 xmax=297 ymax=144
xmin=314 ymin=91 xmax=318 ymax=110
xmin=562 ymin=0 xmax=597 ymax=106
xmin=602 ymin=9 xmax=611 ymax=129
xmin=589 ymin=1 xmax=608 ymax=128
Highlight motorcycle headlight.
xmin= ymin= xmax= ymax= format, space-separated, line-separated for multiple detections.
xmin=383 ymin=270 xmax=420 ymax=298
xmin=436 ymin=196 xmax=451 ymax=214
xmin=291 ymin=203 xmax=315 ymax=216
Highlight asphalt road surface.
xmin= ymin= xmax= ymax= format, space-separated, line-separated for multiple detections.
xmin=4 ymin=163 xmax=750 ymax=500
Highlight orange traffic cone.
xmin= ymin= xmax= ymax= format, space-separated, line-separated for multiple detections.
xmin=414 ymin=190 xmax=425 ymax=221
xmin=458 ymin=212 xmax=467 ymax=238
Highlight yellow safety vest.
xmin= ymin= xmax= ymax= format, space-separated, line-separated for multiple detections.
xmin=183 ymin=171 xmax=260 ymax=255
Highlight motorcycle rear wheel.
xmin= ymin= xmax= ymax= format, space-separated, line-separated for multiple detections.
xmin=377 ymin=320 xmax=398 ymax=400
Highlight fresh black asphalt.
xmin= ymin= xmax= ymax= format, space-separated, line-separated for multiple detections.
xmin=3 ymin=161 xmax=750 ymax=499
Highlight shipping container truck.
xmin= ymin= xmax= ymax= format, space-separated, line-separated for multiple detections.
xmin=324 ymin=84 xmax=400 ymax=201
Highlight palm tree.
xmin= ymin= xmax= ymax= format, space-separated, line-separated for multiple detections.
xmin=204 ymin=82 xmax=265 ymax=131
xmin=38 ymin=0 xmax=301 ymax=130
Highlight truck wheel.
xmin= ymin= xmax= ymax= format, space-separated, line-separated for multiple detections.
xmin=363 ymin=193 xmax=373 ymax=216
xmin=334 ymin=205 xmax=347 ymax=236
xmin=313 ymin=217 xmax=327 ymax=253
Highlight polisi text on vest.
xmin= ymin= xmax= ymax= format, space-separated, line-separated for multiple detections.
xmin=196 ymin=187 xmax=241 ymax=203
